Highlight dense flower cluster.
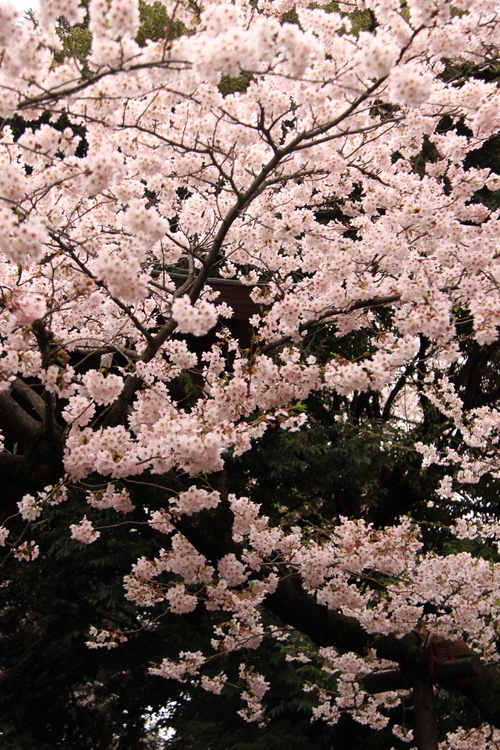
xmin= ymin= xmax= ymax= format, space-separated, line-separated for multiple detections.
xmin=171 ymin=295 xmax=218 ymax=336
xmin=82 ymin=371 xmax=125 ymax=406
xmin=70 ymin=516 xmax=101 ymax=544
xmin=168 ymin=486 xmax=221 ymax=516
xmin=87 ymin=484 xmax=135 ymax=513
xmin=17 ymin=494 xmax=43 ymax=522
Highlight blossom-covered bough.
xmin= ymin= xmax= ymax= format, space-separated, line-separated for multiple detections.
xmin=2 ymin=0 xmax=500 ymax=745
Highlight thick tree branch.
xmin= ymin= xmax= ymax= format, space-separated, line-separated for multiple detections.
xmin=0 ymin=391 xmax=41 ymax=441
xmin=31 ymin=319 xmax=58 ymax=440
xmin=11 ymin=379 xmax=45 ymax=420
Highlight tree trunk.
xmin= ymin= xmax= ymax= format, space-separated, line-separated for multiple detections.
xmin=411 ymin=669 xmax=439 ymax=750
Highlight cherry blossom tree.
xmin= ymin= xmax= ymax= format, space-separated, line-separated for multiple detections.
xmin=2 ymin=0 xmax=500 ymax=746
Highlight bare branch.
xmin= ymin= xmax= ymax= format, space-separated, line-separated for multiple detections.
xmin=11 ymin=378 xmax=45 ymax=419
xmin=17 ymin=59 xmax=191 ymax=112
xmin=0 ymin=391 xmax=41 ymax=441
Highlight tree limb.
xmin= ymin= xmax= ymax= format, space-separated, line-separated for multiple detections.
xmin=11 ymin=379 xmax=45 ymax=420
xmin=173 ymin=500 xmax=500 ymax=729
xmin=0 ymin=391 xmax=41 ymax=441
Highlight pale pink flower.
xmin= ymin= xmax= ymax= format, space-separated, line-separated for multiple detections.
xmin=70 ymin=517 xmax=101 ymax=544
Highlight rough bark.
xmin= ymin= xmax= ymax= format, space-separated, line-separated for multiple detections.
xmin=411 ymin=669 xmax=439 ymax=750
xmin=0 ymin=391 xmax=41 ymax=442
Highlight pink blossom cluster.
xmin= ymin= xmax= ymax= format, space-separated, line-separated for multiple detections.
xmin=237 ymin=665 xmax=270 ymax=725
xmin=163 ymin=340 xmax=198 ymax=370
xmin=0 ymin=211 xmax=48 ymax=266
xmin=17 ymin=485 xmax=69 ymax=523
xmin=64 ymin=411 xmax=243 ymax=479
xmin=131 ymin=506 xmax=500 ymax=705
xmin=148 ymin=509 xmax=173 ymax=535
xmin=62 ymin=395 xmax=96 ymax=428
xmin=148 ymin=651 xmax=207 ymax=682
xmin=82 ymin=371 xmax=125 ymax=406
xmin=87 ymin=484 xmax=135 ymax=513
xmin=18 ymin=494 xmax=43 ymax=522
xmin=39 ymin=365 xmax=76 ymax=398
xmin=169 ymin=487 xmax=221 ymax=517
xmin=200 ymin=672 xmax=228 ymax=695
xmin=91 ymin=250 xmax=148 ymax=303
xmin=123 ymin=572 xmax=166 ymax=607
xmin=12 ymin=540 xmax=39 ymax=562
xmin=217 ymin=553 xmax=249 ymax=586
xmin=171 ymin=295 xmax=218 ymax=336
xmin=313 ymin=648 xmax=401 ymax=731
xmin=164 ymin=535 xmax=215 ymax=585
xmin=70 ymin=516 xmax=101 ymax=544
xmin=120 ymin=199 xmax=169 ymax=241
xmin=165 ymin=584 xmax=198 ymax=614
xmin=64 ymin=426 xmax=141 ymax=479
xmin=441 ymin=725 xmax=500 ymax=750
xmin=388 ymin=63 xmax=435 ymax=106
xmin=86 ymin=625 xmax=128 ymax=650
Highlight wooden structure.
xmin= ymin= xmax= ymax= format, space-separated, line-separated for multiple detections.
xmin=363 ymin=631 xmax=480 ymax=750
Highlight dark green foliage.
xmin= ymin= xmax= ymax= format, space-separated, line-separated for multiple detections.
xmin=54 ymin=0 xmax=185 ymax=61
xmin=136 ymin=1 xmax=186 ymax=47
xmin=55 ymin=22 xmax=92 ymax=67
xmin=465 ymin=133 xmax=500 ymax=210
xmin=281 ymin=8 xmax=300 ymax=26
xmin=348 ymin=8 xmax=377 ymax=35
xmin=0 ymin=472 xmax=333 ymax=748
xmin=219 ymin=73 xmax=253 ymax=97
xmin=229 ymin=388 xmax=437 ymax=533
xmin=0 ymin=492 xmax=187 ymax=749
xmin=307 ymin=2 xmax=375 ymax=36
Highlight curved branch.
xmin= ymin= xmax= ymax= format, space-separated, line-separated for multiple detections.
xmin=260 ymin=294 xmax=401 ymax=354
xmin=11 ymin=378 xmax=45 ymax=420
xmin=17 ymin=59 xmax=191 ymax=111
xmin=0 ymin=391 xmax=41 ymax=441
